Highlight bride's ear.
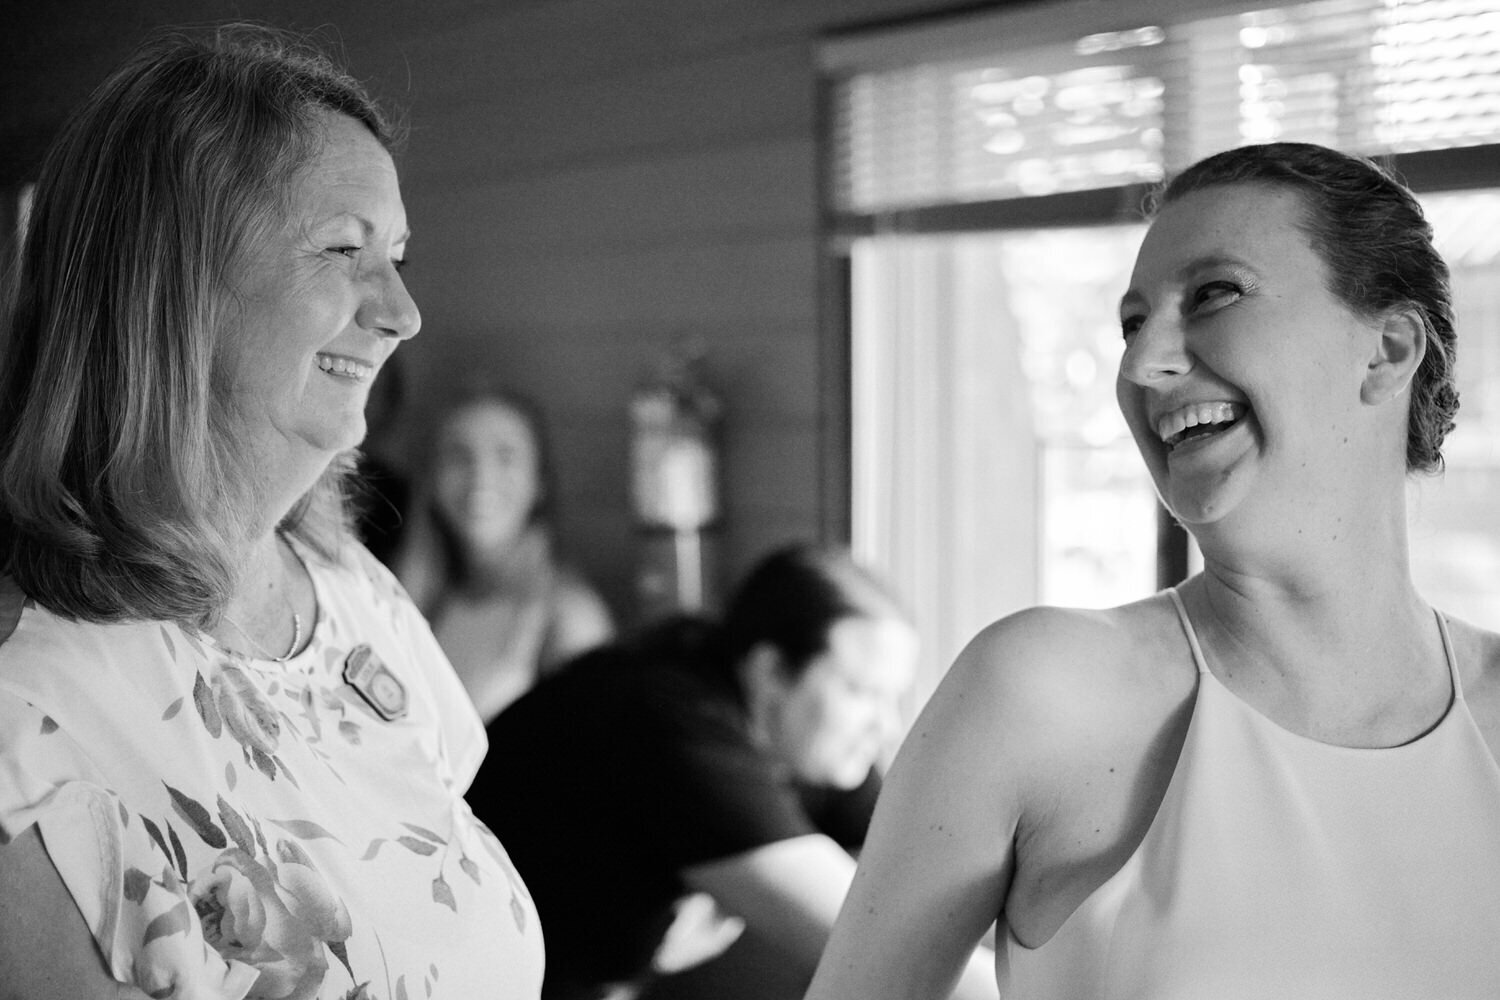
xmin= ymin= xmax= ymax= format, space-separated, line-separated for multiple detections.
xmin=1361 ymin=306 xmax=1427 ymax=406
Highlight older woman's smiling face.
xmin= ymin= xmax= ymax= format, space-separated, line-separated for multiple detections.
xmin=227 ymin=111 xmax=419 ymax=470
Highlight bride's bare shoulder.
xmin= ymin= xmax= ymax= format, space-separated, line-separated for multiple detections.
xmin=917 ymin=594 xmax=1196 ymax=768
xmin=1442 ymin=614 xmax=1500 ymax=749
xmin=952 ymin=594 xmax=1190 ymax=697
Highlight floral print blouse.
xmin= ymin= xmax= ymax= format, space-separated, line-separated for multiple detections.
xmin=0 ymin=542 xmax=544 ymax=1000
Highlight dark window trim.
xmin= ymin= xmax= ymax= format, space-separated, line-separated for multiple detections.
xmin=825 ymin=143 xmax=1500 ymax=241
xmin=820 ymin=140 xmax=1500 ymax=576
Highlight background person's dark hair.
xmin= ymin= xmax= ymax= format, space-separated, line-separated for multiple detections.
xmin=1152 ymin=141 xmax=1459 ymax=473
xmin=0 ymin=23 xmax=397 ymax=625
xmin=709 ymin=543 xmax=909 ymax=703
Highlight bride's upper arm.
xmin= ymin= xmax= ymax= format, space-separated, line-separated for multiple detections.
xmin=805 ymin=606 xmax=1101 ymax=1000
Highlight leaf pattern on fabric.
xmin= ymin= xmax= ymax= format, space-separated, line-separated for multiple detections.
xmin=166 ymin=822 xmax=188 ymax=881
xmin=400 ymin=823 xmax=445 ymax=846
xmin=5 ymin=553 xmax=542 ymax=1000
xmin=124 ymin=867 xmax=152 ymax=903
xmin=269 ymin=818 xmax=343 ymax=843
xmin=328 ymin=940 xmax=355 ymax=981
xmin=511 ymin=897 xmax=527 ymax=933
xmin=472 ymin=819 xmax=534 ymax=933
xmin=141 ymin=815 xmax=171 ymax=866
xmin=165 ymin=783 xmax=226 ymax=849
xmin=395 ymin=836 xmax=437 ymax=857
xmin=218 ymin=796 xmax=256 ymax=854
xmin=142 ymin=899 xmax=190 ymax=946
xmin=214 ymin=663 xmax=280 ymax=757
xmin=251 ymin=816 xmax=271 ymax=859
xmin=431 ymin=874 xmax=455 ymax=912
xmin=274 ymin=754 xmax=300 ymax=788
xmin=193 ymin=672 xmax=222 ymax=738
xmin=251 ymin=745 xmax=278 ymax=780
xmin=181 ymin=629 xmax=209 ymax=659
xmin=296 ymin=699 xmax=325 ymax=746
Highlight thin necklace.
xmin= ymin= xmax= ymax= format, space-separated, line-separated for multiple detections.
xmin=222 ymin=606 xmax=303 ymax=663
xmin=220 ymin=538 xmax=305 ymax=662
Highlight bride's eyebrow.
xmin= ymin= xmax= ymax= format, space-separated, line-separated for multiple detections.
xmin=1119 ymin=252 xmax=1256 ymax=312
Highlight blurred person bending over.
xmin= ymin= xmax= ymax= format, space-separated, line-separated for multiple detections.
xmin=471 ymin=543 xmax=998 ymax=1000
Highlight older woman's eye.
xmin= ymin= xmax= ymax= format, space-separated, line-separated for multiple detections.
xmin=1120 ymin=314 xmax=1144 ymax=339
xmin=393 ymin=257 xmax=409 ymax=273
xmin=329 ymin=246 xmax=361 ymax=259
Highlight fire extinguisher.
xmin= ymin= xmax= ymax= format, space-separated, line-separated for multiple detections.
xmin=629 ymin=342 xmax=721 ymax=613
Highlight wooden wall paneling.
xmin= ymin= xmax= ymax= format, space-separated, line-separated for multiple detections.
xmin=404 ymin=41 xmax=819 ymax=181
xmin=399 ymin=137 xmax=817 ymax=253
xmin=405 ymin=236 xmax=819 ymax=363
xmin=400 ymin=0 xmax=966 ymax=93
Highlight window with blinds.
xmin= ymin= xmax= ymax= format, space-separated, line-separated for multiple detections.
xmin=825 ymin=0 xmax=1500 ymax=214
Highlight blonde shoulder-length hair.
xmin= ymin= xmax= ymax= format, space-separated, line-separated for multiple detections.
xmin=0 ymin=24 xmax=400 ymax=625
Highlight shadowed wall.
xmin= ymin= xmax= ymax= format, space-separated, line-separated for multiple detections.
xmin=0 ymin=0 xmax=1031 ymax=621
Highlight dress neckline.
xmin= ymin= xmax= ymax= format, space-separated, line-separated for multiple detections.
xmin=1165 ymin=585 xmax=1461 ymax=752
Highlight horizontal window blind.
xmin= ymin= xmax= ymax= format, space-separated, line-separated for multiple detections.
xmin=825 ymin=0 xmax=1500 ymax=214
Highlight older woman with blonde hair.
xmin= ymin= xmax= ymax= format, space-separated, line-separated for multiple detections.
xmin=0 ymin=25 xmax=542 ymax=999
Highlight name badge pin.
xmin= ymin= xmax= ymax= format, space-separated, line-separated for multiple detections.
xmin=343 ymin=644 xmax=408 ymax=721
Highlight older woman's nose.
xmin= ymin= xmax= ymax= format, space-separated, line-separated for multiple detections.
xmin=361 ymin=264 xmax=422 ymax=340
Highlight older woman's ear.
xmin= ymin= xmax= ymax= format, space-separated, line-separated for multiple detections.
xmin=1361 ymin=305 xmax=1428 ymax=406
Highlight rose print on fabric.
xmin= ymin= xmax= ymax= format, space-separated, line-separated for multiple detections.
xmin=128 ymin=783 xmax=359 ymax=1000
xmin=189 ymin=845 xmax=352 ymax=1000
xmin=122 ymin=585 xmax=529 ymax=999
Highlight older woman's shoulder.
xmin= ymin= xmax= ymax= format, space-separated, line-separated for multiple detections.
xmin=334 ymin=535 xmax=420 ymax=606
xmin=0 ymin=576 xmax=24 ymax=647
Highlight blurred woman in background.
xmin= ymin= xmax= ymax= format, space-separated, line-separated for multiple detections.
xmin=395 ymin=389 xmax=614 ymax=721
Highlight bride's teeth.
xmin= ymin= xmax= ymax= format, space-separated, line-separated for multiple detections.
xmin=1156 ymin=401 xmax=1243 ymax=444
